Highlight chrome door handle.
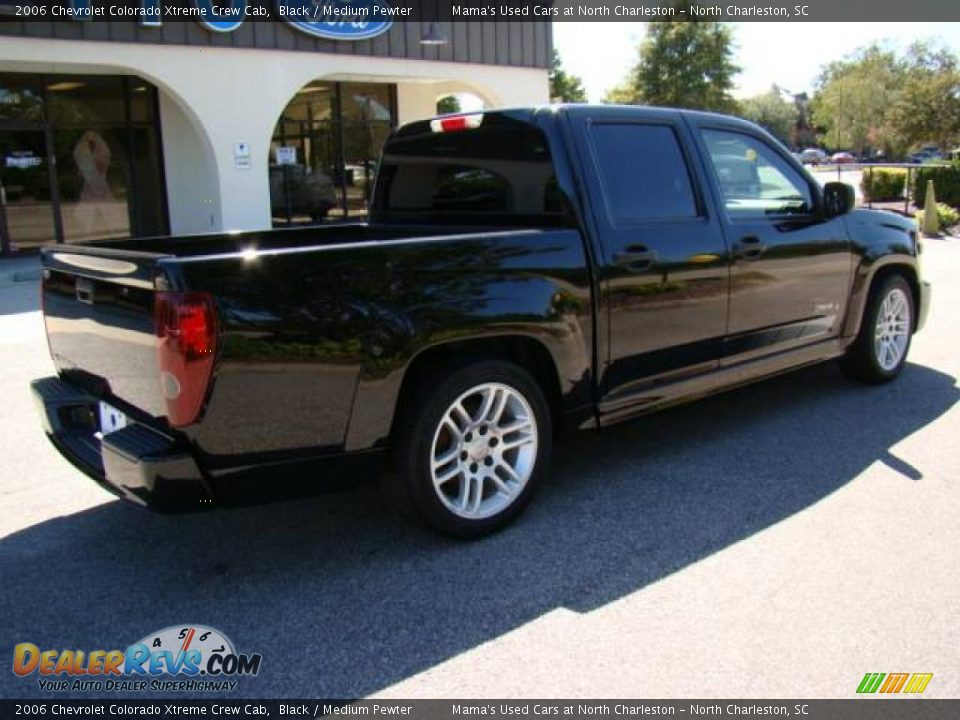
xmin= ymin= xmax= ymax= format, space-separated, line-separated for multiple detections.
xmin=613 ymin=244 xmax=655 ymax=271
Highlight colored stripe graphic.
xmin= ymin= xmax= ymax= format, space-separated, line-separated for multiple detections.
xmin=880 ymin=673 xmax=909 ymax=693
xmin=857 ymin=672 xmax=933 ymax=694
xmin=903 ymin=673 xmax=933 ymax=694
xmin=857 ymin=673 xmax=886 ymax=693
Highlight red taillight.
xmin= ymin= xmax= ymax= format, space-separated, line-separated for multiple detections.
xmin=154 ymin=291 xmax=217 ymax=427
xmin=429 ymin=114 xmax=483 ymax=133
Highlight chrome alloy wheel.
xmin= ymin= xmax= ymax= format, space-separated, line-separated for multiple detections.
xmin=430 ymin=382 xmax=538 ymax=520
xmin=874 ymin=287 xmax=911 ymax=371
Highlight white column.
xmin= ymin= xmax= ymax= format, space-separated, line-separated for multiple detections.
xmin=158 ymin=93 xmax=221 ymax=235
xmin=396 ymin=84 xmax=442 ymax=125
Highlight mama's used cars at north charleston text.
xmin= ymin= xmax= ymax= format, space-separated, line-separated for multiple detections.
xmin=32 ymin=105 xmax=930 ymax=538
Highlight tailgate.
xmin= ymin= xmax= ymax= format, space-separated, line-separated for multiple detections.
xmin=41 ymin=246 xmax=171 ymax=418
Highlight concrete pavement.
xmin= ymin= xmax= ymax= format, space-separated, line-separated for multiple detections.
xmin=0 ymin=254 xmax=40 ymax=288
xmin=1 ymin=236 xmax=958 ymax=700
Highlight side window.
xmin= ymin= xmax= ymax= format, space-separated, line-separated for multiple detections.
xmin=701 ymin=129 xmax=813 ymax=218
xmin=590 ymin=123 xmax=698 ymax=224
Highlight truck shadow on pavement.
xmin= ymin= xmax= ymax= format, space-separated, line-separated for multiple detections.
xmin=1 ymin=361 xmax=957 ymax=698
xmin=0 ymin=282 xmax=42 ymax=317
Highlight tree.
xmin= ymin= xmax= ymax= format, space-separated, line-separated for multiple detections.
xmin=739 ymin=86 xmax=799 ymax=145
xmin=604 ymin=8 xmax=740 ymax=113
xmin=887 ymin=42 xmax=960 ymax=152
xmin=549 ymin=49 xmax=587 ymax=103
xmin=602 ymin=81 xmax=638 ymax=105
xmin=437 ymin=95 xmax=461 ymax=115
xmin=809 ymin=44 xmax=903 ymax=156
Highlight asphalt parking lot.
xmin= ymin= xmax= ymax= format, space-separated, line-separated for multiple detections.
xmin=2 ymin=235 xmax=959 ymax=700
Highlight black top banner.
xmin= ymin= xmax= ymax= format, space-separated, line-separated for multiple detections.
xmin=0 ymin=0 xmax=958 ymax=23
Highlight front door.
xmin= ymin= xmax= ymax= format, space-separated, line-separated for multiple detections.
xmin=0 ymin=129 xmax=57 ymax=252
xmin=694 ymin=126 xmax=852 ymax=356
xmin=569 ymin=109 xmax=730 ymax=410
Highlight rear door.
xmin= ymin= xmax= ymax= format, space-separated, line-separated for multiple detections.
xmin=566 ymin=107 xmax=729 ymax=409
xmin=691 ymin=123 xmax=852 ymax=357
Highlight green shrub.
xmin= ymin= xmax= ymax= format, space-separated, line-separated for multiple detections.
xmin=861 ymin=168 xmax=907 ymax=201
xmin=914 ymin=163 xmax=960 ymax=209
xmin=915 ymin=203 xmax=960 ymax=231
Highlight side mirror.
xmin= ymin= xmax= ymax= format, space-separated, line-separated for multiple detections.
xmin=823 ymin=181 xmax=856 ymax=218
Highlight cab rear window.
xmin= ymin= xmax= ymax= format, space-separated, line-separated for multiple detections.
xmin=371 ymin=113 xmax=573 ymax=226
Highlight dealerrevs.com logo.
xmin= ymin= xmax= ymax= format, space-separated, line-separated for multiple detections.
xmin=12 ymin=625 xmax=262 ymax=693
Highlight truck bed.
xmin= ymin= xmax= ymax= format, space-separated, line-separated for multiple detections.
xmin=41 ymin=222 xmax=516 ymax=418
xmin=38 ymin=221 xmax=589 ymax=506
xmin=59 ymin=222 xmax=488 ymax=258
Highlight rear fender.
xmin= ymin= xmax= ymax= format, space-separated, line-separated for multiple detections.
xmin=345 ymin=326 xmax=593 ymax=452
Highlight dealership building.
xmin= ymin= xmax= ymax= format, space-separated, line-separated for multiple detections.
xmin=0 ymin=11 xmax=551 ymax=252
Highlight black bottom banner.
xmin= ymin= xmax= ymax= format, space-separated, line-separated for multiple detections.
xmin=2 ymin=700 xmax=959 ymax=720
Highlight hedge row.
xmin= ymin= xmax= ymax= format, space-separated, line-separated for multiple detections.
xmin=913 ymin=163 xmax=960 ymax=209
xmin=916 ymin=203 xmax=960 ymax=230
xmin=861 ymin=168 xmax=907 ymax=202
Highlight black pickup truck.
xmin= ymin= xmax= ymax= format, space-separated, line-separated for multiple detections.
xmin=33 ymin=105 xmax=930 ymax=537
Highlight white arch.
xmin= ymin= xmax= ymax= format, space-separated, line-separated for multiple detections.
xmin=0 ymin=40 xmax=222 ymax=235
xmin=1 ymin=36 xmax=549 ymax=233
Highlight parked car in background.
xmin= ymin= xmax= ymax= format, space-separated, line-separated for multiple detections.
xmin=800 ymin=148 xmax=829 ymax=165
xmin=831 ymin=151 xmax=856 ymax=164
xmin=909 ymin=146 xmax=945 ymax=164
xmin=32 ymin=105 xmax=931 ymax=538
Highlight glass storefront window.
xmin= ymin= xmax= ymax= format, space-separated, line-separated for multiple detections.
xmin=281 ymin=82 xmax=335 ymax=123
xmin=46 ymin=76 xmax=126 ymax=126
xmin=340 ymin=83 xmax=392 ymax=123
xmin=128 ymin=81 xmax=157 ymax=124
xmin=342 ymin=119 xmax=390 ymax=217
xmin=270 ymin=81 xmax=395 ymax=227
xmin=0 ymin=74 xmax=45 ymax=123
xmin=0 ymin=130 xmax=56 ymax=249
xmin=129 ymin=126 xmax=166 ymax=237
xmin=55 ymin=127 xmax=131 ymax=243
xmin=0 ymin=72 xmax=167 ymax=252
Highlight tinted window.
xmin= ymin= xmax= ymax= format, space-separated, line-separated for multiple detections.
xmin=590 ymin=124 xmax=698 ymax=223
xmin=371 ymin=113 xmax=571 ymax=226
xmin=701 ymin=129 xmax=813 ymax=218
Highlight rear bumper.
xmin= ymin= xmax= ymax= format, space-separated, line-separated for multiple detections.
xmin=917 ymin=280 xmax=932 ymax=332
xmin=31 ymin=376 xmax=213 ymax=511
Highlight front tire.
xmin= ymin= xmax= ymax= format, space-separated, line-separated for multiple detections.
xmin=388 ymin=360 xmax=552 ymax=539
xmin=840 ymin=274 xmax=914 ymax=383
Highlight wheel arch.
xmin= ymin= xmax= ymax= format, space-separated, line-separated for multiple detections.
xmin=392 ymin=335 xmax=564 ymax=436
xmin=344 ymin=333 xmax=579 ymax=453
xmin=843 ymin=258 xmax=921 ymax=339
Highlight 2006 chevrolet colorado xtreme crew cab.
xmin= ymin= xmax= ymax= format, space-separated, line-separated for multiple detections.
xmin=32 ymin=105 xmax=930 ymax=537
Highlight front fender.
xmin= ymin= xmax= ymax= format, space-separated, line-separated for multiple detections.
xmin=840 ymin=209 xmax=924 ymax=339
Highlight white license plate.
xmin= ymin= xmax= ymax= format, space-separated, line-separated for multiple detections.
xmin=98 ymin=402 xmax=128 ymax=435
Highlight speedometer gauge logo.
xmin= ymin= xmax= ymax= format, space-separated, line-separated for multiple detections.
xmin=123 ymin=624 xmax=261 ymax=677
xmin=128 ymin=625 xmax=237 ymax=675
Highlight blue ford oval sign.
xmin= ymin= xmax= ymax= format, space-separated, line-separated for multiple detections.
xmin=278 ymin=0 xmax=394 ymax=40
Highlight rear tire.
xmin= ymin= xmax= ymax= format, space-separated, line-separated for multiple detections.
xmin=840 ymin=274 xmax=914 ymax=383
xmin=387 ymin=360 xmax=552 ymax=539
